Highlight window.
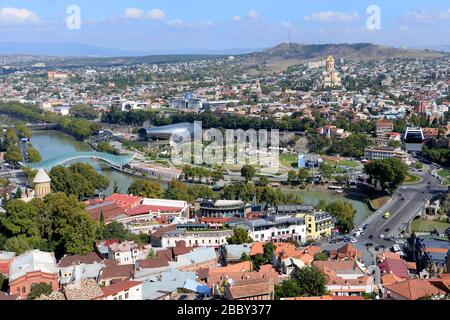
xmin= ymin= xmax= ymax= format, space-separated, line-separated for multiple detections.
xmin=22 ymin=286 xmax=26 ymax=293
xmin=125 ymin=292 xmax=129 ymax=299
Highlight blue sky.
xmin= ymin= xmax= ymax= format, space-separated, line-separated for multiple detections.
xmin=0 ymin=0 xmax=449 ymax=51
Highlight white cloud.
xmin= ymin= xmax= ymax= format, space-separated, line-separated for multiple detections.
xmin=166 ymin=19 xmax=183 ymax=27
xmin=304 ymin=11 xmax=360 ymax=23
xmin=231 ymin=15 xmax=242 ymax=22
xmin=281 ymin=21 xmax=292 ymax=29
xmin=0 ymin=7 xmax=39 ymax=25
xmin=247 ymin=10 xmax=259 ymax=19
xmin=124 ymin=7 xmax=145 ymax=19
xmin=403 ymin=8 xmax=450 ymax=22
xmin=198 ymin=20 xmax=214 ymax=27
xmin=147 ymin=8 xmax=166 ymax=20
xmin=124 ymin=8 xmax=166 ymax=20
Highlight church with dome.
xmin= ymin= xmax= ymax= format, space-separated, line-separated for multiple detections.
xmin=33 ymin=168 xmax=52 ymax=199
xmin=321 ymin=55 xmax=342 ymax=88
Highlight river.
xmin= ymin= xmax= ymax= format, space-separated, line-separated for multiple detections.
xmin=31 ymin=130 xmax=373 ymax=224
xmin=282 ymin=189 xmax=373 ymax=226
xmin=30 ymin=130 xmax=136 ymax=195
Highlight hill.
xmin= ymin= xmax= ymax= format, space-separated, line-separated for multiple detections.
xmin=241 ymin=43 xmax=447 ymax=72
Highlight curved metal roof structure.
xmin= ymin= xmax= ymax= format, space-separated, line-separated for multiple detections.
xmin=141 ymin=122 xmax=195 ymax=140
xmin=27 ymin=151 xmax=135 ymax=171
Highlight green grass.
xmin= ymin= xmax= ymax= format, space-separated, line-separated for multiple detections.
xmin=437 ymin=169 xmax=450 ymax=185
xmin=403 ymin=174 xmax=422 ymax=184
xmin=280 ymin=154 xmax=298 ymax=169
xmin=411 ymin=218 xmax=450 ymax=233
xmin=336 ymin=160 xmax=361 ymax=168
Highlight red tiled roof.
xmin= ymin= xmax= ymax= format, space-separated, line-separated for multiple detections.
xmin=378 ymin=257 xmax=409 ymax=279
xmin=126 ymin=205 xmax=184 ymax=216
xmin=105 ymin=194 xmax=142 ymax=209
xmin=99 ymin=262 xmax=134 ymax=280
xmin=101 ymin=280 xmax=142 ymax=297
xmin=87 ymin=202 xmax=125 ymax=222
xmin=136 ymin=257 xmax=169 ymax=269
xmin=226 ymin=278 xmax=273 ymax=299
xmin=385 ymin=279 xmax=445 ymax=300
xmin=58 ymin=252 xmax=103 ymax=268
xmin=125 ymin=205 xmax=153 ymax=216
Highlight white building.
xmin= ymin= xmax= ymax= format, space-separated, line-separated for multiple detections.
xmin=245 ymin=216 xmax=306 ymax=243
xmin=160 ymin=227 xmax=233 ymax=248
xmin=364 ymin=146 xmax=411 ymax=164
xmin=107 ymin=241 xmax=141 ymax=265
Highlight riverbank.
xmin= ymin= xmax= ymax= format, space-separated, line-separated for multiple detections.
xmin=280 ymin=187 xmax=373 ymax=226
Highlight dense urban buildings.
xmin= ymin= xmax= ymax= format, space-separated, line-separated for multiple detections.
xmin=0 ymin=2 xmax=449 ymax=307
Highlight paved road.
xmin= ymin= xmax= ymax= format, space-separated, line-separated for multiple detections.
xmin=321 ymin=162 xmax=447 ymax=266
xmin=355 ymin=164 xmax=446 ymax=262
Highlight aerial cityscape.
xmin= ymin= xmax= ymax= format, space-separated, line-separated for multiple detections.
xmin=0 ymin=0 xmax=449 ymax=306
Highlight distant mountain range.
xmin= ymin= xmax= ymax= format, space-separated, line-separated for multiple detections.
xmin=0 ymin=42 xmax=448 ymax=70
xmin=0 ymin=42 xmax=261 ymax=57
xmin=249 ymin=42 xmax=447 ymax=62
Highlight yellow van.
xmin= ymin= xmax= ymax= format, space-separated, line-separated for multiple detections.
xmin=383 ymin=212 xmax=391 ymax=219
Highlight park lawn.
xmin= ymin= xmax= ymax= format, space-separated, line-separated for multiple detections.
xmin=403 ymin=174 xmax=422 ymax=184
xmin=411 ymin=218 xmax=450 ymax=233
xmin=336 ymin=160 xmax=361 ymax=168
xmin=280 ymin=154 xmax=298 ymax=169
xmin=438 ymin=169 xmax=450 ymax=185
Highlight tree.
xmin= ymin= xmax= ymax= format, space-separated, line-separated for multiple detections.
xmin=15 ymin=123 xmax=32 ymax=139
xmin=239 ymin=252 xmax=251 ymax=262
xmin=329 ymin=134 xmax=372 ymax=158
xmin=241 ymin=165 xmax=256 ymax=182
xmin=69 ymin=104 xmax=99 ymax=120
xmin=14 ymin=187 xmax=22 ymax=199
xmin=5 ymin=145 xmax=22 ymax=168
xmin=287 ymin=170 xmax=298 ymax=185
xmin=28 ymin=283 xmax=53 ymax=300
xmin=226 ymin=228 xmax=253 ymax=245
xmin=49 ymin=163 xmax=109 ymax=199
xmin=319 ymin=163 xmax=335 ymax=180
xmin=211 ymin=167 xmax=224 ymax=183
xmin=327 ymin=201 xmax=356 ymax=233
xmin=164 ymin=180 xmax=189 ymax=201
xmin=43 ymin=192 xmax=98 ymax=256
xmin=27 ymin=146 xmax=42 ymax=163
xmin=148 ymin=248 xmax=156 ymax=259
xmin=0 ymin=200 xmax=41 ymax=237
xmin=291 ymin=265 xmax=327 ymax=297
xmin=112 ymin=180 xmax=120 ymax=194
xmin=2 ymin=235 xmax=33 ymax=254
xmin=103 ymin=221 xmax=128 ymax=241
xmin=364 ymin=158 xmax=408 ymax=191
xmin=97 ymin=141 xmax=117 ymax=155
xmin=313 ymin=252 xmax=328 ymax=261
xmin=222 ymin=182 xmax=255 ymax=203
xmin=274 ymin=279 xmax=302 ymax=300
xmin=128 ymin=179 xmax=163 ymax=198
xmin=297 ymin=168 xmax=310 ymax=183
xmin=263 ymin=242 xmax=276 ymax=260
xmin=187 ymin=185 xmax=214 ymax=203
xmin=62 ymin=211 xmax=97 ymax=255
xmin=259 ymin=176 xmax=269 ymax=187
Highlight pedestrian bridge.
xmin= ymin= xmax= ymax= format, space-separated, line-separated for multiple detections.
xmin=25 ymin=151 xmax=135 ymax=171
